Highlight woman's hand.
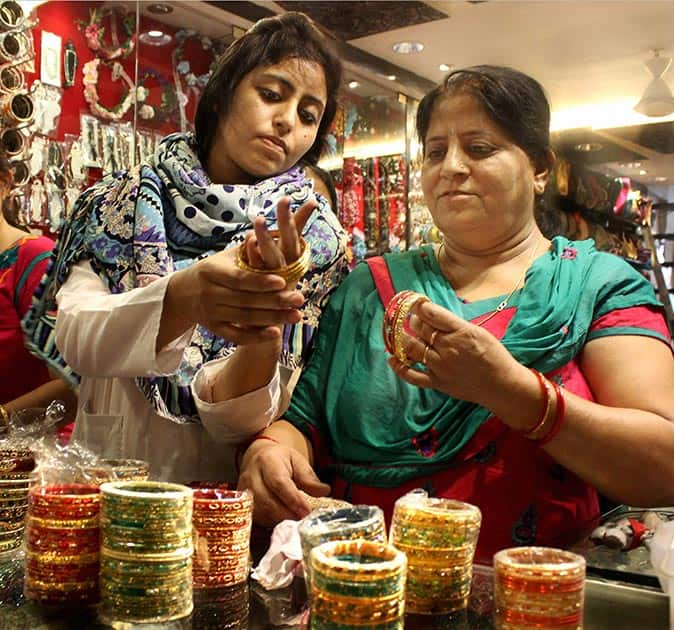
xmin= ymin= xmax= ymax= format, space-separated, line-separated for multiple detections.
xmin=159 ymin=197 xmax=316 ymax=348
xmin=237 ymin=439 xmax=330 ymax=527
xmin=244 ymin=196 xmax=317 ymax=273
xmin=389 ymin=300 xmax=527 ymax=410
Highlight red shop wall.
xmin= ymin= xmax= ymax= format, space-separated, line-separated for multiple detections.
xmin=29 ymin=1 xmax=213 ymax=142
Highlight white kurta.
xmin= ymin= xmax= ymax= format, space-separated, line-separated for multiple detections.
xmin=55 ymin=261 xmax=282 ymax=484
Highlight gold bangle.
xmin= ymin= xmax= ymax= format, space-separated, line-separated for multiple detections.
xmin=236 ymin=231 xmax=312 ymax=286
xmin=0 ymin=404 xmax=9 ymax=426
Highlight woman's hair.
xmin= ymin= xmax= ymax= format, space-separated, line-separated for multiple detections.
xmin=416 ymin=65 xmax=553 ymax=172
xmin=0 ymin=144 xmax=15 ymax=225
xmin=303 ymin=162 xmax=338 ymax=213
xmin=195 ymin=12 xmax=342 ymax=168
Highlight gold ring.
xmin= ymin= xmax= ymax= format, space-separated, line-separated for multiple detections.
xmin=422 ymin=343 xmax=431 ymax=366
xmin=429 ymin=329 xmax=438 ymax=348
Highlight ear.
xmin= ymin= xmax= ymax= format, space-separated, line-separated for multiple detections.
xmin=533 ymin=148 xmax=555 ymax=196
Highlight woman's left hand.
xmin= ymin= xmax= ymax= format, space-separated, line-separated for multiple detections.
xmin=243 ymin=196 xmax=316 ymax=276
xmin=389 ymin=300 xmax=522 ymax=407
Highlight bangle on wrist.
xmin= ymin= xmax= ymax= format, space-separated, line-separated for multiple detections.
xmin=523 ymin=369 xmax=553 ymax=439
xmin=537 ymin=381 xmax=566 ymax=446
xmin=235 ymin=433 xmax=280 ymax=476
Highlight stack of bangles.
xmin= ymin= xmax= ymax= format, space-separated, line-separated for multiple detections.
xmin=236 ymin=230 xmax=312 ymax=286
xmin=524 ymin=369 xmax=566 ymax=445
xmin=383 ymin=290 xmax=429 ymax=366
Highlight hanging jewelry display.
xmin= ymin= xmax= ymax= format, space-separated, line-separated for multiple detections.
xmin=82 ymin=58 xmax=137 ymax=121
xmin=0 ymin=1 xmax=23 ymax=31
xmin=136 ymin=130 xmax=154 ymax=165
xmin=78 ymin=7 xmax=135 ymax=61
xmin=28 ymin=134 xmax=45 ymax=176
xmin=115 ymin=122 xmax=133 ymax=171
xmin=64 ymin=135 xmax=86 ymax=184
xmin=29 ymin=178 xmax=45 ymax=224
xmin=29 ymin=81 xmax=61 ymax=136
xmin=0 ymin=30 xmax=29 ymax=62
xmin=172 ymin=29 xmax=217 ymax=133
xmin=136 ymin=67 xmax=177 ymax=123
xmin=80 ymin=113 xmax=101 ymax=167
xmin=101 ymin=123 xmax=120 ymax=175
xmin=63 ymin=38 xmax=77 ymax=87
xmin=0 ymin=64 xmax=23 ymax=93
xmin=0 ymin=126 xmax=24 ymax=158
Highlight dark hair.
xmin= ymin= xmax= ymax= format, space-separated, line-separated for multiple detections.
xmin=416 ymin=65 xmax=553 ymax=172
xmin=303 ymin=162 xmax=338 ymax=213
xmin=195 ymin=12 xmax=342 ymax=169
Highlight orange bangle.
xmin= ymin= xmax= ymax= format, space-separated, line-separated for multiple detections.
xmin=537 ymin=380 xmax=566 ymax=446
xmin=250 ymin=434 xmax=279 ymax=447
xmin=523 ymin=369 xmax=553 ymax=439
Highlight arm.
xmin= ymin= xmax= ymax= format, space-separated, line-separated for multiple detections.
xmin=402 ymin=302 xmax=674 ymax=507
xmin=237 ymin=419 xmax=327 ymax=525
xmin=3 ymin=378 xmax=78 ymax=425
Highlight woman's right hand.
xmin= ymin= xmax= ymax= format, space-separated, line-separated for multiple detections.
xmin=237 ymin=439 xmax=330 ymax=526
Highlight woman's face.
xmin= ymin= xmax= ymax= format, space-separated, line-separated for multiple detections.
xmin=421 ymin=92 xmax=548 ymax=247
xmin=207 ymin=57 xmax=327 ymax=184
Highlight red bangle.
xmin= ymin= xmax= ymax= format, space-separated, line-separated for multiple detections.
xmin=537 ymin=380 xmax=566 ymax=446
xmin=235 ymin=434 xmax=279 ymax=476
xmin=250 ymin=434 xmax=279 ymax=446
xmin=524 ymin=369 xmax=553 ymax=438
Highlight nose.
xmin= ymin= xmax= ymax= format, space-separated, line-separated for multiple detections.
xmin=273 ymin=103 xmax=296 ymax=136
xmin=440 ymin=143 xmax=469 ymax=179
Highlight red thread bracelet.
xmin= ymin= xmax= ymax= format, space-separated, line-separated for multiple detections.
xmin=537 ymin=380 xmax=566 ymax=446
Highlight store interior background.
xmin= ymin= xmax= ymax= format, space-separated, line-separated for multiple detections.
xmin=9 ymin=0 xmax=674 ymax=326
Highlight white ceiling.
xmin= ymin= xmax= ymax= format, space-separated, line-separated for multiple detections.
xmin=138 ymin=0 xmax=674 ymax=192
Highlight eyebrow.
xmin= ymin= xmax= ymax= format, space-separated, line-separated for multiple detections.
xmin=261 ymin=72 xmax=326 ymax=112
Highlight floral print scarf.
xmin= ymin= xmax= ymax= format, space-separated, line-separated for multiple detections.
xmin=23 ymin=133 xmax=348 ymax=422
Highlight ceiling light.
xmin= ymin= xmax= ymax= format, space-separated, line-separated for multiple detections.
xmin=392 ymin=41 xmax=424 ymax=54
xmin=573 ymin=142 xmax=602 ymax=152
xmin=655 ymin=176 xmax=668 ymax=182
xmin=639 ymin=169 xmax=648 ymax=175
xmin=147 ymin=3 xmax=173 ymax=14
xmin=439 ymin=63 xmax=452 ymax=72
xmin=634 ymin=51 xmax=674 ymax=117
xmin=139 ymin=30 xmax=172 ymax=46
xmin=348 ymin=80 xmax=360 ymax=89
xmin=386 ymin=75 xmax=396 ymax=81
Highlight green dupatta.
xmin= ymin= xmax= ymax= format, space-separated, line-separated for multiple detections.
xmin=285 ymin=237 xmax=662 ymax=487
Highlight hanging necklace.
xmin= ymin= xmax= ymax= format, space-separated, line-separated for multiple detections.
xmin=438 ymin=237 xmax=542 ymax=327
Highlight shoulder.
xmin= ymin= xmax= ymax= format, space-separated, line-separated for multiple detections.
xmin=17 ymin=235 xmax=54 ymax=262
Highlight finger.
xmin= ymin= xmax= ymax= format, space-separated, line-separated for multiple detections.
xmin=291 ymin=453 xmax=331 ymax=497
xmin=209 ymin=249 xmax=286 ymax=292
xmin=293 ymin=199 xmax=318 ymax=235
xmin=210 ymin=287 xmax=304 ymax=310
xmin=388 ymin=356 xmax=436 ymax=389
xmin=276 ymin=197 xmax=300 ymax=262
xmin=416 ymin=301 xmax=467 ymax=333
xmin=262 ymin=459 xmax=312 ymax=519
xmin=254 ymin=216 xmax=285 ymax=268
xmin=251 ymin=488 xmax=297 ymax=527
xmin=245 ymin=234 xmax=265 ymax=269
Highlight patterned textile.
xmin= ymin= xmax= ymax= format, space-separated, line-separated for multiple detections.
xmin=23 ymin=133 xmax=348 ymax=422
xmin=285 ymin=237 xmax=665 ymax=487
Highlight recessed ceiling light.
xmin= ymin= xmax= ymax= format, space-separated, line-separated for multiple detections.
xmin=392 ymin=41 xmax=424 ymax=54
xmin=573 ymin=142 xmax=602 ymax=152
xmin=386 ymin=75 xmax=396 ymax=81
xmin=139 ymin=30 xmax=172 ymax=46
xmin=147 ymin=3 xmax=173 ymax=14
xmin=654 ymin=176 xmax=668 ymax=182
xmin=639 ymin=169 xmax=648 ymax=175
xmin=620 ymin=162 xmax=642 ymax=168
xmin=348 ymin=80 xmax=360 ymax=89
xmin=439 ymin=63 xmax=452 ymax=72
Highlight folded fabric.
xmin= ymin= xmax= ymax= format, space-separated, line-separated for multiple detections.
xmin=251 ymin=519 xmax=304 ymax=590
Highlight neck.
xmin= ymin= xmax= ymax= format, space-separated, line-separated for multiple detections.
xmin=0 ymin=214 xmax=26 ymax=251
xmin=206 ymin=149 xmax=255 ymax=186
xmin=438 ymin=227 xmax=547 ymax=299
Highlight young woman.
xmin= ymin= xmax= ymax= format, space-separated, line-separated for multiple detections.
xmin=24 ymin=12 xmax=348 ymax=483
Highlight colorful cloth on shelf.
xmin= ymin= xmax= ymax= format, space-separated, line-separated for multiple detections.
xmin=0 ymin=235 xmax=53 ymax=403
xmin=23 ymin=133 xmax=348 ymax=423
xmin=284 ymin=236 xmax=668 ymax=559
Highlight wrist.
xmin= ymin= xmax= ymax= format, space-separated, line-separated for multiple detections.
xmin=484 ymin=364 xmax=543 ymax=431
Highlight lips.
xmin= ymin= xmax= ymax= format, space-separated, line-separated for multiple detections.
xmin=259 ymin=135 xmax=287 ymax=155
xmin=439 ymin=190 xmax=474 ymax=199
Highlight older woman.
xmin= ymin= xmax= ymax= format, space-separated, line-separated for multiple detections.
xmin=238 ymin=65 xmax=674 ymax=561
xmin=23 ymin=12 xmax=348 ymax=483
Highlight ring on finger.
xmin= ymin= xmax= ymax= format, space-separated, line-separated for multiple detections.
xmin=422 ymin=342 xmax=431 ymax=366
xmin=429 ymin=329 xmax=439 ymax=348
